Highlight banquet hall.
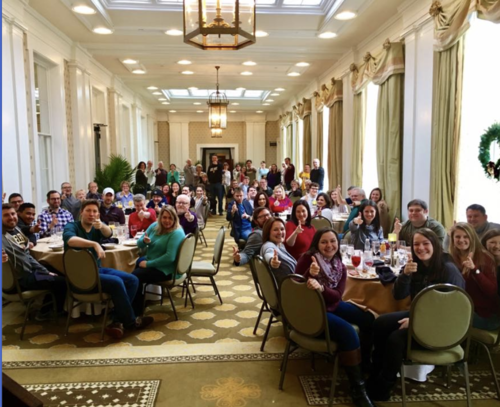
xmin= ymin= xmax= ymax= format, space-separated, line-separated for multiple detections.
xmin=2 ymin=0 xmax=500 ymax=406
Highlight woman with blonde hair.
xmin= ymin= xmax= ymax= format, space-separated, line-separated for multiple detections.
xmin=132 ymin=206 xmax=186 ymax=315
xmin=449 ymin=222 xmax=499 ymax=331
xmin=269 ymin=185 xmax=292 ymax=213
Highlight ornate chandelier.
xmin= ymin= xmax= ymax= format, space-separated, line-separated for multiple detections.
xmin=183 ymin=0 xmax=256 ymax=50
xmin=208 ymin=66 xmax=228 ymax=137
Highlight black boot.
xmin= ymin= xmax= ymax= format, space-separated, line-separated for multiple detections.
xmin=344 ymin=365 xmax=375 ymax=407
xmin=366 ymin=374 xmax=396 ymax=402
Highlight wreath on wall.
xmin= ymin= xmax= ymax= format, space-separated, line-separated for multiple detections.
xmin=478 ymin=123 xmax=500 ymax=182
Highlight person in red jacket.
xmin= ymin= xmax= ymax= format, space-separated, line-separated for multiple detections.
xmin=128 ymin=194 xmax=157 ymax=237
xmin=296 ymin=228 xmax=375 ymax=407
xmin=269 ymin=185 xmax=292 ymax=213
xmin=285 ymin=200 xmax=316 ymax=261
xmin=449 ymin=222 xmax=500 ymax=331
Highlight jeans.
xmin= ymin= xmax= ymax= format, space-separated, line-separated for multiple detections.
xmin=473 ymin=313 xmax=500 ymax=331
xmin=209 ymin=182 xmax=224 ymax=214
xmin=131 ymin=257 xmax=172 ymax=315
xmin=98 ymin=267 xmax=139 ymax=327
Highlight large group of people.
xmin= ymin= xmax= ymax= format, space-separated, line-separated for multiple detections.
xmin=3 ymin=155 xmax=500 ymax=407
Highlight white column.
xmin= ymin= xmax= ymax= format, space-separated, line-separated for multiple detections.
xmin=169 ymin=118 xmax=190 ymax=166
xmin=311 ymin=102 xmax=318 ymax=164
xmin=342 ymin=74 xmax=354 ymax=191
xmin=402 ymin=21 xmax=434 ymax=220
xmin=131 ymin=103 xmax=140 ymax=165
xmin=245 ymin=121 xmax=266 ymax=164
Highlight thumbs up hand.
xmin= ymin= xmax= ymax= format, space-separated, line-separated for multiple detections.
xmin=309 ymin=256 xmax=320 ymax=277
xmin=404 ymin=253 xmax=418 ymax=275
xmin=462 ymin=252 xmax=475 ymax=271
xmin=233 ymin=246 xmax=241 ymax=263
xmin=295 ymin=223 xmax=303 ymax=235
xmin=33 ymin=219 xmax=42 ymax=234
xmin=394 ymin=217 xmax=402 ymax=234
xmin=270 ymin=249 xmax=281 ymax=269
xmin=353 ymin=214 xmax=363 ymax=225
xmin=231 ymin=202 xmax=238 ymax=214
xmin=143 ymin=232 xmax=151 ymax=245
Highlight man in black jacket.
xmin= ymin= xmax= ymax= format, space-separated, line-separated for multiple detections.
xmin=207 ymin=154 xmax=224 ymax=215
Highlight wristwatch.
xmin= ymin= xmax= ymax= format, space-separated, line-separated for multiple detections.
xmin=475 ymin=269 xmax=480 ymax=275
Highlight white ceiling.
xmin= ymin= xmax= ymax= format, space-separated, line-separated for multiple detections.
xmin=28 ymin=0 xmax=403 ymax=113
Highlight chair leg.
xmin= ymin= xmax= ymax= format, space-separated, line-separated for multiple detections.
xmin=328 ymin=355 xmax=339 ymax=407
xmin=64 ymin=296 xmax=73 ymax=336
xmin=210 ymin=276 xmax=223 ymax=304
xmin=253 ymin=302 xmax=265 ymax=335
xmin=187 ymin=284 xmax=195 ymax=309
xmin=279 ymin=340 xmax=292 ymax=390
xmin=165 ymin=288 xmax=178 ymax=320
xmin=91 ymin=303 xmax=96 ymax=321
xmin=463 ymin=362 xmax=472 ymax=407
xmin=100 ymin=301 xmax=110 ymax=342
xmin=142 ymin=284 xmax=149 ymax=315
xmin=190 ymin=277 xmax=197 ymax=293
xmin=260 ymin=315 xmax=273 ymax=352
xmin=50 ymin=293 xmax=58 ymax=325
xmin=20 ymin=301 xmax=32 ymax=341
xmin=478 ymin=342 xmax=500 ymax=399
xmin=401 ymin=365 xmax=407 ymax=407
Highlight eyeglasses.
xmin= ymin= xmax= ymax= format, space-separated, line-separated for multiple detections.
xmin=176 ymin=202 xmax=189 ymax=206
xmin=257 ymin=213 xmax=271 ymax=219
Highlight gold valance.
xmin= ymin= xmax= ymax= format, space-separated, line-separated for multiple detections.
xmin=315 ymin=78 xmax=343 ymax=110
xmin=279 ymin=111 xmax=292 ymax=127
xmin=476 ymin=0 xmax=500 ymax=21
xmin=295 ymin=98 xmax=312 ymax=120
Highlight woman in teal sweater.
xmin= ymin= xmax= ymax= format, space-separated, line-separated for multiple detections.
xmin=132 ymin=205 xmax=185 ymax=315
xmin=167 ymin=164 xmax=180 ymax=184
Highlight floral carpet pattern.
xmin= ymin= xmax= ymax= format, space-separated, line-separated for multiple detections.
xmin=200 ymin=377 xmax=261 ymax=407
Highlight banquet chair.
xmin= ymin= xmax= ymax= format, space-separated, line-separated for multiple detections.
xmin=401 ymin=284 xmax=474 ymax=407
xmin=143 ymin=233 xmax=196 ymax=320
xmin=248 ymin=256 xmax=271 ymax=335
xmin=63 ymin=249 xmax=112 ymax=341
xmin=290 ymin=195 xmax=302 ymax=204
xmin=311 ymin=216 xmax=333 ymax=230
xmin=2 ymin=260 xmax=57 ymax=340
xmin=188 ymin=226 xmax=225 ymax=304
xmin=197 ymin=203 xmax=211 ymax=248
xmin=471 ymin=325 xmax=500 ymax=399
xmin=251 ymin=255 xmax=283 ymax=351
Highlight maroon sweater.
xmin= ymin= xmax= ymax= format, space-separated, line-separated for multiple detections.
xmin=296 ymin=255 xmax=347 ymax=313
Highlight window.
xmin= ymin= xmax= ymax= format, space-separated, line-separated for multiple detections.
xmin=456 ymin=16 xmax=500 ymax=221
xmin=298 ymin=118 xmax=304 ymax=172
xmin=362 ymin=82 xmax=379 ymax=196
xmin=322 ymin=107 xmax=330 ymax=191
xmin=34 ymin=62 xmax=53 ymax=196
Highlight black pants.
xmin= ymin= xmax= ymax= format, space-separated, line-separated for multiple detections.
xmin=19 ymin=273 xmax=67 ymax=313
xmin=131 ymin=266 xmax=172 ymax=316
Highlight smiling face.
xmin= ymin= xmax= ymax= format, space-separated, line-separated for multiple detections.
xmin=80 ymin=203 xmax=100 ymax=226
xmin=255 ymin=209 xmax=272 ymax=228
xmin=257 ymin=194 xmax=267 ymax=207
xmin=304 ymin=165 xmax=311 ymax=173
xmin=466 ymin=209 xmax=488 ymax=229
xmin=182 ymin=187 xmax=190 ymax=196
xmin=295 ymin=204 xmax=308 ymax=224
xmin=408 ymin=204 xmax=428 ymax=225
xmin=47 ymin=192 xmax=61 ymax=210
xmin=162 ymin=185 xmax=170 ymax=195
xmin=259 ymin=179 xmax=267 ymax=189
xmin=452 ymin=228 xmax=471 ymax=253
xmin=318 ymin=231 xmax=338 ymax=259
xmin=2 ymin=208 xmax=18 ymax=230
xmin=122 ymin=183 xmax=130 ymax=193
xmin=270 ymin=221 xmax=286 ymax=244
xmin=103 ymin=193 xmax=114 ymax=206
xmin=152 ymin=195 xmax=163 ymax=204
xmin=61 ymin=183 xmax=72 ymax=196
xmin=362 ymin=206 xmax=376 ymax=224
xmin=248 ymin=187 xmax=257 ymax=200
xmin=309 ymin=185 xmax=318 ymax=198
xmin=160 ymin=210 xmax=174 ymax=230
xmin=330 ymin=190 xmax=338 ymax=201
xmin=196 ymin=187 xmax=204 ymax=198
xmin=317 ymin=195 xmax=326 ymax=208
xmin=274 ymin=188 xmax=283 ymax=200
xmin=172 ymin=183 xmax=180 ymax=193
xmin=175 ymin=196 xmax=190 ymax=215
xmin=370 ymin=190 xmax=381 ymax=202
xmin=413 ymin=233 xmax=434 ymax=264
xmin=486 ymin=236 xmax=500 ymax=260
xmin=134 ymin=200 xmax=145 ymax=212
xmin=18 ymin=207 xmax=36 ymax=225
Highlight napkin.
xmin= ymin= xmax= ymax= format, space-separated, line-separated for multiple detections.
xmin=375 ymin=266 xmax=397 ymax=286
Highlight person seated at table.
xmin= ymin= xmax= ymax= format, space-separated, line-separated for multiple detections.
xmin=246 ymin=186 xmax=257 ymax=210
xmin=181 ymin=186 xmax=196 ymax=208
xmin=227 ymin=188 xmax=253 ymax=242
xmin=8 ymin=193 xmax=24 ymax=211
xmin=482 ymin=230 xmax=500 ymax=295
xmin=129 ymin=194 xmax=157 ymax=237
xmin=288 ymin=179 xmax=303 ymax=198
xmin=393 ymin=199 xmax=446 ymax=246
xmin=266 ymin=164 xmax=281 ymax=190
xmin=285 ymin=200 xmax=316 ymax=261
xmin=100 ymin=188 xmax=125 ymax=225
xmin=86 ymin=182 xmax=102 ymax=201
xmin=194 ymin=185 xmax=209 ymax=229
xmin=369 ymin=188 xmax=390 ymax=237
xmin=342 ymin=188 xmax=368 ymax=233
xmin=146 ymin=189 xmax=167 ymax=215
xmin=63 ymin=200 xmax=153 ymax=338
xmin=37 ymin=191 xmax=74 ymax=238
xmin=299 ymin=164 xmax=311 ymax=192
xmin=301 ymin=182 xmax=320 ymax=214
xmin=448 ymin=223 xmax=500 ymax=331
xmin=17 ymin=203 xmax=41 ymax=246
xmin=132 ymin=205 xmax=185 ymax=316
xmin=349 ymin=200 xmax=384 ymax=251
xmin=239 ymin=176 xmax=250 ymax=200
xmin=329 ymin=187 xmax=348 ymax=213
xmin=269 ymin=185 xmax=293 ymax=214
xmin=367 ymin=229 xmax=464 ymax=401
xmin=168 ymin=181 xmax=181 ymax=207
xmin=61 ymin=182 xmax=82 ymax=221
xmin=261 ymin=217 xmax=297 ymax=283
xmin=2 ymin=203 xmax=67 ymax=319
xmin=161 ymin=185 xmax=171 ymax=205
xmin=115 ymin=181 xmax=134 ymax=211
xmin=175 ymin=194 xmax=198 ymax=236
xmin=253 ymin=192 xmax=271 ymax=212
xmin=167 ymin=163 xmax=180 ymax=184
xmin=314 ymin=192 xmax=333 ymax=220
xmin=258 ymin=178 xmax=273 ymax=197
xmin=233 ymin=207 xmax=272 ymax=266
xmin=296 ymin=228 xmax=376 ymax=407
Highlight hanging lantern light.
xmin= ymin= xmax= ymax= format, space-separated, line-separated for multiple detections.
xmin=207 ymin=66 xmax=228 ymax=136
xmin=183 ymin=0 xmax=256 ymax=51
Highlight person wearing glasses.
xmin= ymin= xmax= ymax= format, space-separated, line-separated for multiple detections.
xmin=176 ymin=194 xmax=198 ymax=235
xmin=233 ymin=207 xmax=272 ymax=266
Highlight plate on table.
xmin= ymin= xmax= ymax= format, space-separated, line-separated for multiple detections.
xmin=347 ymin=270 xmax=379 ymax=280
xmin=48 ymin=244 xmax=64 ymax=252
xmin=122 ymin=239 xmax=138 ymax=247
xmin=103 ymin=243 xmax=117 ymax=250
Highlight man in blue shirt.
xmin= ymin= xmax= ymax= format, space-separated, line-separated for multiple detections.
xmin=227 ymin=188 xmax=253 ymax=243
xmin=63 ymin=199 xmax=153 ymax=339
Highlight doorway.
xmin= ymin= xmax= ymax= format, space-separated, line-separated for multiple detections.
xmin=202 ymin=148 xmax=233 ymax=170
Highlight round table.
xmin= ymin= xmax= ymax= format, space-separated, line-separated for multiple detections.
xmin=30 ymin=239 xmax=140 ymax=274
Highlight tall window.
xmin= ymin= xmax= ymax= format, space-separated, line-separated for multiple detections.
xmin=362 ymin=82 xmax=379 ymax=196
xmin=34 ymin=62 xmax=53 ymax=195
xmin=456 ymin=16 xmax=500 ymax=220
xmin=322 ymin=107 xmax=330 ymax=191
xmin=298 ymin=118 xmax=304 ymax=172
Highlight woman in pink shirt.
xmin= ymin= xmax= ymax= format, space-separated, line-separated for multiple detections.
xmin=285 ymin=200 xmax=316 ymax=261
xmin=269 ymin=185 xmax=293 ymax=213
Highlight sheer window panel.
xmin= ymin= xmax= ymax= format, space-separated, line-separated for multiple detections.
xmin=322 ymin=107 xmax=330 ymax=191
xmin=298 ymin=118 xmax=304 ymax=172
xmin=362 ymin=82 xmax=379 ymax=196
xmin=456 ymin=16 xmax=500 ymax=222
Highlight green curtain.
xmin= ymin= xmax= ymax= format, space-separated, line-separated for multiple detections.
xmin=303 ymin=115 xmax=311 ymax=166
xmin=430 ymin=38 xmax=464 ymax=228
xmin=317 ymin=111 xmax=323 ymax=160
xmin=328 ymin=102 xmax=343 ymax=187
xmin=351 ymin=90 xmax=366 ymax=187
xmin=376 ymin=74 xmax=404 ymax=228
xmin=286 ymin=124 xmax=292 ymax=160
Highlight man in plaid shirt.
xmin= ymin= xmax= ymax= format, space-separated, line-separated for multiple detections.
xmin=37 ymin=190 xmax=74 ymax=238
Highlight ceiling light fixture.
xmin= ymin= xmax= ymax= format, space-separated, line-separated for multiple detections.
xmin=296 ymin=62 xmax=310 ymax=67
xmin=93 ymin=27 xmax=113 ymax=35
xmin=256 ymin=110 xmax=264 ymax=113
xmin=193 ymin=102 xmax=202 ymax=105
xmin=181 ymin=71 xmax=194 ymax=75
xmin=72 ymin=5 xmax=96 ymax=15
xmin=169 ymin=110 xmax=177 ymax=113
xmin=197 ymin=110 xmax=204 ymax=113
xmin=158 ymin=98 xmax=167 ymax=101
xmin=275 ymin=88 xmax=285 ymax=91
xmin=178 ymin=60 xmax=192 ymax=65
xmin=236 ymin=87 xmax=246 ymax=91
xmin=263 ymin=103 xmax=270 ymax=106
xmin=242 ymin=61 xmax=257 ymax=66
xmin=318 ymin=31 xmax=337 ymax=39
xmin=132 ymin=69 xmax=146 ymax=74
xmin=230 ymin=110 xmax=237 ymax=113
xmin=162 ymin=102 xmax=170 ymax=105
xmin=165 ymin=29 xmax=183 ymax=36
xmin=147 ymin=86 xmax=158 ymax=90
xmin=122 ymin=59 xmax=138 ymax=64
xmin=270 ymin=93 xmax=279 ymax=96
xmin=255 ymin=31 xmax=268 ymax=37
xmin=207 ymin=66 xmax=229 ymax=137
xmin=287 ymin=72 xmax=301 ymax=76
xmin=188 ymin=87 xmax=198 ymax=91
xmin=152 ymin=91 xmax=162 ymax=95
xmin=335 ymin=10 xmax=357 ymax=20
xmin=183 ymin=0 xmax=256 ymax=50
xmin=241 ymin=71 xmax=253 ymax=76
xmin=232 ymin=103 xmax=240 ymax=106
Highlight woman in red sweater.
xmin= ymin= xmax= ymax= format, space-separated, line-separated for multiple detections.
xmin=269 ymin=185 xmax=292 ymax=213
xmin=285 ymin=200 xmax=316 ymax=261
xmin=449 ymin=222 xmax=500 ymax=331
xmin=296 ymin=228 xmax=375 ymax=407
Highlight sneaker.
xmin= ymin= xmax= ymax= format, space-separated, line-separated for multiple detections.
xmin=105 ymin=323 xmax=124 ymax=339
xmin=134 ymin=316 xmax=154 ymax=330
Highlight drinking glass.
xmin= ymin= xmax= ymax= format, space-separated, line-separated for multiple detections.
xmin=340 ymin=240 xmax=348 ymax=261
xmin=363 ymin=250 xmax=374 ymax=270
xmin=351 ymin=251 xmax=362 ymax=268
xmin=371 ymin=240 xmax=380 ymax=257
xmin=130 ymin=225 xmax=137 ymax=238
xmin=347 ymin=245 xmax=355 ymax=262
xmin=55 ymin=225 xmax=63 ymax=241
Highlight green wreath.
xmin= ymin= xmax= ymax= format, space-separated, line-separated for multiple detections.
xmin=478 ymin=122 xmax=500 ymax=182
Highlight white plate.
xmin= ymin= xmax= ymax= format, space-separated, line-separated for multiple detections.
xmin=122 ymin=240 xmax=137 ymax=247
xmin=102 ymin=243 xmax=117 ymax=250
xmin=348 ymin=273 xmax=379 ymax=280
xmin=48 ymin=245 xmax=64 ymax=252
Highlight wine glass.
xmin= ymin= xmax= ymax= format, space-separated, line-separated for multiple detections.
xmin=363 ymin=250 xmax=374 ymax=271
xmin=55 ymin=225 xmax=63 ymax=241
xmin=351 ymin=250 xmax=361 ymax=269
xmin=347 ymin=245 xmax=355 ymax=262
xmin=372 ymin=240 xmax=380 ymax=258
xmin=340 ymin=240 xmax=348 ymax=261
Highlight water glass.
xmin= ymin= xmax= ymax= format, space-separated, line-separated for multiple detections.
xmin=363 ymin=250 xmax=374 ymax=270
xmin=340 ymin=240 xmax=348 ymax=260
xmin=347 ymin=245 xmax=355 ymax=262
xmin=372 ymin=240 xmax=380 ymax=257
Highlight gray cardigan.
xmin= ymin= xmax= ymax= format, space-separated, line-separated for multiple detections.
xmin=261 ymin=241 xmax=297 ymax=283
xmin=348 ymin=221 xmax=384 ymax=251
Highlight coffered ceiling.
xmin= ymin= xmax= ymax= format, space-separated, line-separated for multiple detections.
xmin=28 ymin=0 xmax=403 ymax=113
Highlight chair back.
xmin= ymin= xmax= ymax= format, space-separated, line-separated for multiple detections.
xmin=279 ymin=274 xmax=329 ymax=339
xmin=311 ymin=216 xmax=332 ymax=230
xmin=251 ymin=256 xmax=279 ymax=311
xmin=203 ymin=203 xmax=211 ymax=224
xmin=212 ymin=226 xmax=226 ymax=272
xmin=2 ymin=260 xmax=17 ymax=293
xmin=174 ymin=233 xmax=196 ymax=278
xmin=63 ymin=249 xmax=101 ymax=293
xmin=409 ymin=284 xmax=473 ymax=352
xmin=249 ymin=257 xmax=265 ymax=301
xmin=290 ymin=195 xmax=302 ymax=204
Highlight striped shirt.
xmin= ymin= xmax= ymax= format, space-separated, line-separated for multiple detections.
xmin=37 ymin=207 xmax=74 ymax=238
